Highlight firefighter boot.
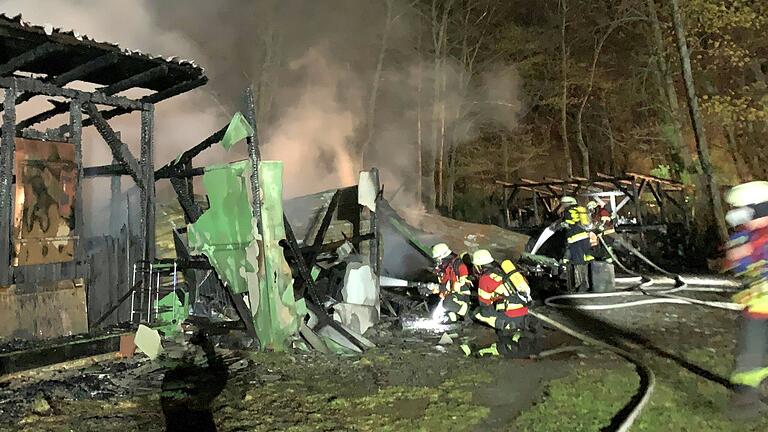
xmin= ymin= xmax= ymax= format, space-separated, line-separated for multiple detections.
xmin=728 ymin=385 xmax=767 ymax=420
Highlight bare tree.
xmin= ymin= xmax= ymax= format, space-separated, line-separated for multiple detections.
xmin=430 ymin=0 xmax=453 ymax=209
xmin=560 ymin=0 xmax=573 ymax=178
xmin=669 ymin=0 xmax=728 ymax=241
xmin=646 ymin=0 xmax=697 ymax=179
xmin=360 ymin=0 xmax=395 ymax=167
xmin=574 ymin=11 xmax=641 ymax=179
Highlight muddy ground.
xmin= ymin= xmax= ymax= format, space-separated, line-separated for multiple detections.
xmin=2 ymin=291 xmax=768 ymax=431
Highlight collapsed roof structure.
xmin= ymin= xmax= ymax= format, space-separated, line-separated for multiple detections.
xmin=496 ymin=172 xmax=690 ymax=234
xmin=0 ymin=14 xmax=391 ymax=363
xmin=0 ymin=13 xmax=206 ymax=340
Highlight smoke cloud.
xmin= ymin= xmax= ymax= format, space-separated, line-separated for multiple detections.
xmin=1 ymin=0 xmax=524 ymax=230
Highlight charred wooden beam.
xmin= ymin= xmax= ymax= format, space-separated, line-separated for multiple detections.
xmin=0 ymin=85 xmax=15 ymax=285
xmin=70 ymin=77 xmax=208 ymax=131
xmin=0 ymin=77 xmax=142 ymax=109
xmin=170 ymin=176 xmax=203 ymax=223
xmin=83 ymin=163 xmax=129 ymax=178
xmin=18 ymin=126 xmax=68 ymax=142
xmin=15 ymin=100 xmax=69 ymax=131
xmin=283 ymin=215 xmax=321 ymax=304
xmin=16 ymin=65 xmax=168 ymax=130
xmin=102 ymin=65 xmax=168 ymax=96
xmin=82 ymin=102 xmax=143 ymax=185
xmin=0 ymin=42 xmax=64 ymax=76
xmin=70 ymin=98 xmax=85 ymax=279
xmin=155 ymin=124 xmax=227 ymax=179
xmin=306 ymin=190 xmax=342 ymax=269
xmin=12 ymin=53 xmax=120 ymax=106
xmin=139 ymin=107 xmax=156 ymax=266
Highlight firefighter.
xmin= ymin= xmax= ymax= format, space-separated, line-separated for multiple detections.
xmin=561 ymin=196 xmax=595 ymax=264
xmin=431 ymin=243 xmax=473 ymax=323
xmin=724 ymin=181 xmax=768 ymax=416
xmin=588 ymin=200 xmax=616 ymax=263
xmin=460 ymin=249 xmax=540 ymax=357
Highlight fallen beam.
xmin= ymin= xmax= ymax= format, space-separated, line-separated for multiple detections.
xmin=0 ymin=333 xmax=124 ymax=375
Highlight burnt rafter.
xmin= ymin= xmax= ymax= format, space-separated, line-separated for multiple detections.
xmin=101 ymin=65 xmax=168 ymax=96
xmin=155 ymin=123 xmax=227 ymax=179
xmin=0 ymin=76 xmax=142 ymax=109
xmin=82 ymin=102 xmax=143 ymax=186
xmin=0 ymin=42 xmax=64 ymax=76
xmin=83 ymin=163 xmax=129 ymax=178
xmin=16 ymin=65 xmax=169 ymax=131
xmin=13 ymin=53 xmax=120 ymax=106
xmin=56 ymin=76 xmax=207 ymax=135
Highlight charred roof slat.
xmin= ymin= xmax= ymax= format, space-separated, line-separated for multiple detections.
xmin=101 ymin=65 xmax=168 ymax=95
xmin=15 ymin=65 xmax=169 ymax=131
xmin=0 ymin=41 xmax=65 ymax=76
xmin=0 ymin=76 xmax=142 ymax=109
xmin=12 ymin=53 xmax=120 ymax=106
xmin=0 ymin=14 xmax=204 ymax=92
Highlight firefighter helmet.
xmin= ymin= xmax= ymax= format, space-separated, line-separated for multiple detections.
xmin=561 ymin=196 xmax=577 ymax=207
xmin=726 ymin=181 xmax=768 ymax=207
xmin=725 ymin=207 xmax=755 ymax=227
xmin=431 ymin=243 xmax=452 ymax=260
xmin=472 ymin=249 xmax=494 ymax=266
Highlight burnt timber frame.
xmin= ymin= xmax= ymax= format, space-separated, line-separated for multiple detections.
xmin=496 ymin=171 xmax=690 ymax=232
xmin=0 ymin=16 xmax=207 ymax=331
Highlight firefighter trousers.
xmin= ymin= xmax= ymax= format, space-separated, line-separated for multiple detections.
xmin=731 ymin=313 xmax=768 ymax=390
xmin=443 ymin=293 xmax=471 ymax=322
xmin=474 ymin=306 xmax=527 ymax=332
xmin=565 ymin=228 xmax=594 ymax=265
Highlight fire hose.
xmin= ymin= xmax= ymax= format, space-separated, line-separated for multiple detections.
xmin=544 ymin=235 xmax=742 ymax=311
xmin=534 ymin=233 xmax=742 ymax=431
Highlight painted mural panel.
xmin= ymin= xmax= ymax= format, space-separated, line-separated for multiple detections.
xmin=12 ymin=138 xmax=77 ymax=266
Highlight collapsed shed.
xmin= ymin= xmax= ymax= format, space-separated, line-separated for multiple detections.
xmin=0 ymin=13 xmax=206 ymax=339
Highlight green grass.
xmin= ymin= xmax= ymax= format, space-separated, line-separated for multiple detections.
xmin=513 ymin=354 xmax=768 ymax=432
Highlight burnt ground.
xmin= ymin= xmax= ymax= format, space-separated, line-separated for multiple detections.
xmin=2 ymin=289 xmax=767 ymax=431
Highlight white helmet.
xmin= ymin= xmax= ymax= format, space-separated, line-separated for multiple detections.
xmin=561 ymin=196 xmax=577 ymax=207
xmin=431 ymin=243 xmax=452 ymax=260
xmin=586 ymin=201 xmax=598 ymax=211
xmin=726 ymin=181 xmax=768 ymax=207
xmin=472 ymin=249 xmax=494 ymax=266
xmin=725 ymin=207 xmax=755 ymax=227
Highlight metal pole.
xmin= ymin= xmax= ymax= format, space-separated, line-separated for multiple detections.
xmin=244 ymin=87 xmax=263 ymax=221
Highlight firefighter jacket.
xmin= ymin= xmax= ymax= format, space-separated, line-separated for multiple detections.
xmin=477 ymin=261 xmax=531 ymax=318
xmin=595 ymin=207 xmax=616 ymax=235
xmin=435 ymin=256 xmax=472 ymax=296
xmin=726 ymin=219 xmax=768 ymax=317
xmin=562 ymin=205 xmax=592 ymax=244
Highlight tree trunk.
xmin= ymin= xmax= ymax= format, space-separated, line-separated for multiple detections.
xmin=575 ymin=21 xmax=624 ymax=179
xmin=560 ymin=0 xmax=573 ymax=178
xmin=647 ymin=0 xmax=698 ymax=179
xmin=603 ymin=116 xmax=615 ymax=175
xmin=360 ymin=0 xmax=393 ymax=168
xmin=431 ymin=0 xmax=452 ymax=210
xmin=724 ymin=125 xmax=750 ymax=182
xmin=416 ymin=24 xmax=424 ymax=206
xmin=670 ymin=0 xmax=728 ymax=243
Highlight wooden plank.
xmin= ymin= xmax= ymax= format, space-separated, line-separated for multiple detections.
xmin=83 ymin=102 xmax=143 ymax=185
xmin=70 ymin=99 xmax=84 ymax=280
xmin=0 ymin=85 xmax=15 ymax=285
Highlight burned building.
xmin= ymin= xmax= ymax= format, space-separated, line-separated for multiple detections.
xmin=0 ymin=14 xmax=206 ymax=339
